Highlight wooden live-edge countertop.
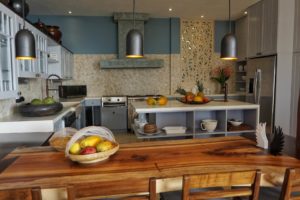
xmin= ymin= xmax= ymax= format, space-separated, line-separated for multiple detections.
xmin=0 ymin=136 xmax=300 ymax=195
xmin=132 ymin=99 xmax=259 ymax=113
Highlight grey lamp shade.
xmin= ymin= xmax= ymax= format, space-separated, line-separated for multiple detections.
xmin=126 ymin=29 xmax=143 ymax=58
xmin=15 ymin=29 xmax=36 ymax=60
xmin=220 ymin=33 xmax=237 ymax=60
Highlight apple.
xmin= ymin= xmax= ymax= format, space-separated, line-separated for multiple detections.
xmin=80 ymin=147 xmax=97 ymax=155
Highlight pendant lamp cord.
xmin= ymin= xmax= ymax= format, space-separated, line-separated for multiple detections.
xmin=229 ymin=0 xmax=231 ymax=33
xmin=22 ymin=0 xmax=25 ymax=29
xmin=133 ymin=0 xmax=136 ymax=29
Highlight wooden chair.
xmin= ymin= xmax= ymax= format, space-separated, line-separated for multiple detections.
xmin=182 ymin=170 xmax=261 ymax=200
xmin=280 ymin=168 xmax=300 ymax=200
xmin=0 ymin=187 xmax=42 ymax=200
xmin=67 ymin=178 xmax=157 ymax=200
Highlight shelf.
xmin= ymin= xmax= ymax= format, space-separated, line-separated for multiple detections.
xmin=194 ymin=128 xmax=226 ymax=135
xmin=227 ymin=130 xmax=256 ymax=134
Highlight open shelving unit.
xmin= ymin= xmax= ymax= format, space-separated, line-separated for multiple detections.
xmin=133 ymin=107 xmax=259 ymax=140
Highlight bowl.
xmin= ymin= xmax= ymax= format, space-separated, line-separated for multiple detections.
xmin=19 ymin=102 xmax=63 ymax=117
xmin=229 ymin=120 xmax=243 ymax=126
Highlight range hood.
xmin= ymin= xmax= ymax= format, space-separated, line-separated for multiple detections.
xmin=100 ymin=13 xmax=164 ymax=69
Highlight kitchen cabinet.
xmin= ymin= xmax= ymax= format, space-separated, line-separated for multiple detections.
xmin=247 ymin=0 xmax=278 ymax=58
xmin=48 ymin=45 xmax=73 ymax=79
xmin=235 ymin=61 xmax=247 ymax=93
xmin=235 ymin=16 xmax=248 ymax=61
xmin=0 ymin=3 xmax=18 ymax=99
xmin=294 ymin=0 xmax=300 ymax=52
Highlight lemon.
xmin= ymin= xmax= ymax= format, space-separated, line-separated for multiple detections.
xmin=69 ymin=142 xmax=81 ymax=154
xmin=80 ymin=136 xmax=103 ymax=148
xmin=96 ymin=141 xmax=114 ymax=152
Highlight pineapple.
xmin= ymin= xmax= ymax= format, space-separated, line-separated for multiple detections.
xmin=196 ymin=81 xmax=204 ymax=97
xmin=175 ymin=87 xmax=187 ymax=95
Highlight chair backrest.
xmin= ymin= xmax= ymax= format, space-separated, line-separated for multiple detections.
xmin=182 ymin=170 xmax=261 ymax=200
xmin=280 ymin=168 xmax=300 ymax=200
xmin=67 ymin=177 xmax=157 ymax=200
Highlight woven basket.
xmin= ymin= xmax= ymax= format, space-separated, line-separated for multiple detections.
xmin=49 ymin=128 xmax=78 ymax=151
xmin=65 ymin=126 xmax=119 ymax=164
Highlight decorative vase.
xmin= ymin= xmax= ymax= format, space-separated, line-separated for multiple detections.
xmin=47 ymin=26 xmax=62 ymax=43
xmin=8 ymin=0 xmax=29 ymax=17
xmin=34 ymin=19 xmax=48 ymax=34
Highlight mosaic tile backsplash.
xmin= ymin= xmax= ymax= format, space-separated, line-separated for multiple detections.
xmin=179 ymin=20 xmax=235 ymax=94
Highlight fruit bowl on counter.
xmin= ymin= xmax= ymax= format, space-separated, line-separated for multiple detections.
xmin=19 ymin=97 xmax=63 ymax=117
xmin=65 ymin=126 xmax=119 ymax=164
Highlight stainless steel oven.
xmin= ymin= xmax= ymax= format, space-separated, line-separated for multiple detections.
xmin=101 ymin=97 xmax=127 ymax=131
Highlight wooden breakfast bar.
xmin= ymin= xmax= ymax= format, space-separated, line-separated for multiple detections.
xmin=1 ymin=136 xmax=300 ymax=199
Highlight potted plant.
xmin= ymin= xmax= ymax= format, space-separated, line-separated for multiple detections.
xmin=211 ymin=66 xmax=232 ymax=93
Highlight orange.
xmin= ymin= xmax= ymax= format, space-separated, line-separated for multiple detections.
xmin=194 ymin=96 xmax=203 ymax=103
xmin=157 ymin=96 xmax=168 ymax=105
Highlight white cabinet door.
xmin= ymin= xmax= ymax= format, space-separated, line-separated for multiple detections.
xmin=247 ymin=0 xmax=278 ymax=58
xmin=35 ymin=30 xmax=48 ymax=78
xmin=247 ymin=1 xmax=263 ymax=58
xmin=235 ymin=16 xmax=248 ymax=61
xmin=0 ymin=4 xmax=18 ymax=99
xmin=47 ymin=45 xmax=73 ymax=79
xmin=294 ymin=0 xmax=300 ymax=52
xmin=261 ymin=0 xmax=278 ymax=55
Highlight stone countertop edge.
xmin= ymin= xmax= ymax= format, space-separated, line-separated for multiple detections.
xmin=132 ymin=99 xmax=260 ymax=113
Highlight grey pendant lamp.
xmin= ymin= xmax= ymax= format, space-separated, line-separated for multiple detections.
xmin=15 ymin=0 xmax=36 ymax=60
xmin=126 ymin=0 xmax=143 ymax=58
xmin=220 ymin=0 xmax=237 ymax=60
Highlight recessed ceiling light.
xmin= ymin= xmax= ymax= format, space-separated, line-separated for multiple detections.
xmin=244 ymin=11 xmax=248 ymax=15
xmin=169 ymin=8 xmax=173 ymax=12
xmin=201 ymin=15 xmax=204 ymax=18
xmin=68 ymin=11 xmax=72 ymax=14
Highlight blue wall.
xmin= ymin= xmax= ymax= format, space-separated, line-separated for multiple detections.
xmin=28 ymin=15 xmax=180 ymax=54
xmin=28 ymin=15 xmax=231 ymax=54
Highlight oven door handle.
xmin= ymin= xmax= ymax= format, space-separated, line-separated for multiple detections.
xmin=102 ymin=104 xmax=127 ymax=108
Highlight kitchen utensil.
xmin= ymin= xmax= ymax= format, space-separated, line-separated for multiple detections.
xmin=201 ymin=120 xmax=217 ymax=132
xmin=163 ymin=126 xmax=186 ymax=134
xmin=228 ymin=120 xmax=242 ymax=126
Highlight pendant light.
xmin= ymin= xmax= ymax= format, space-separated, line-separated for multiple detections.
xmin=220 ymin=0 xmax=237 ymax=60
xmin=126 ymin=0 xmax=143 ymax=58
xmin=15 ymin=0 xmax=36 ymax=60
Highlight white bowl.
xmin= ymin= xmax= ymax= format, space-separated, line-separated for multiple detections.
xmin=163 ymin=126 xmax=186 ymax=134
xmin=229 ymin=120 xmax=242 ymax=126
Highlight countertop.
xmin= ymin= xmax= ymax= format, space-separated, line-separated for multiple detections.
xmin=132 ymin=99 xmax=259 ymax=113
xmin=0 ymin=103 xmax=80 ymax=134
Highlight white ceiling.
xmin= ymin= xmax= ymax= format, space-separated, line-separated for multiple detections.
xmin=27 ymin=0 xmax=259 ymax=20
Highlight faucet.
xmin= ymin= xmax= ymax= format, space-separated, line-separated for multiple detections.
xmin=46 ymin=74 xmax=62 ymax=97
xmin=224 ymin=83 xmax=228 ymax=102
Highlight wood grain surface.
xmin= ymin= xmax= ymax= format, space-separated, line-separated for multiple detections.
xmin=1 ymin=136 xmax=300 ymax=197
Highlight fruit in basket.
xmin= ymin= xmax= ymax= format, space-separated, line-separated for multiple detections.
xmin=157 ymin=96 xmax=168 ymax=105
xmin=194 ymin=95 xmax=203 ymax=103
xmin=42 ymin=97 xmax=56 ymax=105
xmin=80 ymin=147 xmax=97 ymax=155
xmin=186 ymin=92 xmax=195 ymax=103
xmin=203 ymin=97 xmax=209 ymax=103
xmin=31 ymin=98 xmax=43 ymax=105
xmin=80 ymin=136 xmax=103 ymax=148
xmin=146 ymin=97 xmax=157 ymax=105
xmin=96 ymin=140 xmax=114 ymax=152
xmin=69 ymin=142 xmax=81 ymax=155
